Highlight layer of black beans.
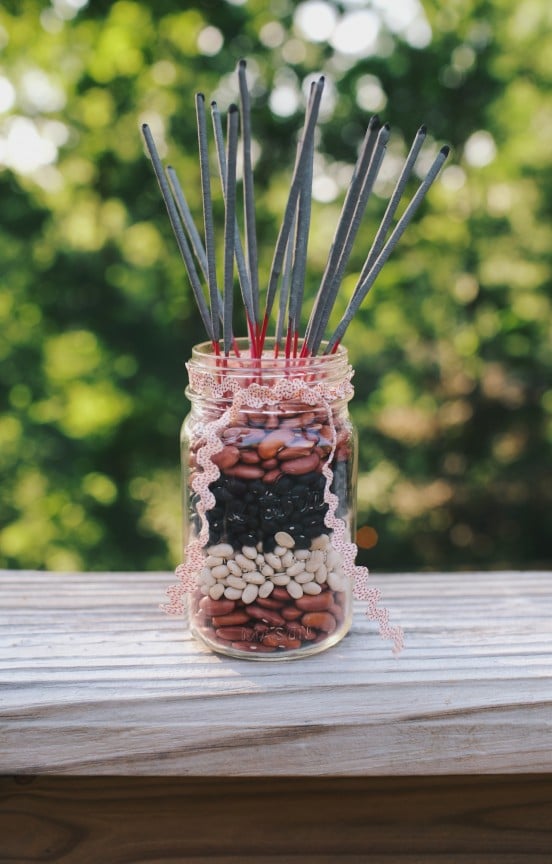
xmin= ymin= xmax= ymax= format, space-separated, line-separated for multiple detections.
xmin=190 ymin=461 xmax=350 ymax=552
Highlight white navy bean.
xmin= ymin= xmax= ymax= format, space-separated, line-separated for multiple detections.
xmin=235 ymin=553 xmax=256 ymax=571
xmin=200 ymin=584 xmax=210 ymax=595
xmin=227 ymin=560 xmax=242 ymax=577
xmin=295 ymin=550 xmax=310 ymax=560
xmin=306 ymin=550 xmax=324 ymax=572
xmin=208 ymin=543 xmax=234 ymax=558
xmin=281 ymin=551 xmax=295 ymax=568
xmin=286 ymin=561 xmax=305 ymax=578
xmin=294 ymin=570 xmax=315 ymax=584
xmin=243 ymin=570 xmax=265 ymax=585
xmin=255 ymin=554 xmax=264 ymax=566
xmin=314 ymin=565 xmax=328 ymax=584
xmin=242 ymin=545 xmax=258 ymax=560
xmin=199 ymin=571 xmax=216 ymax=587
xmin=205 ymin=555 xmax=224 ymax=567
xmin=261 ymin=564 xmax=274 ymax=577
xmin=209 ymin=583 xmax=226 ymax=600
xmin=286 ymin=580 xmax=303 ymax=599
xmin=271 ymin=573 xmax=290 ymax=586
xmin=226 ymin=574 xmax=247 ymax=590
xmin=211 ymin=564 xmax=230 ymax=580
xmin=265 ymin=553 xmax=282 ymax=570
xmin=258 ymin=580 xmax=275 ymax=598
xmin=242 ymin=583 xmax=259 ymax=605
xmin=275 ymin=531 xmax=295 ymax=549
xmin=302 ymin=581 xmax=322 ymax=595
xmin=273 ymin=545 xmax=287 ymax=557
xmin=224 ymin=586 xmax=243 ymax=600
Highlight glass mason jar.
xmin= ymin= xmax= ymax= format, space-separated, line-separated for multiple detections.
xmin=180 ymin=338 xmax=358 ymax=660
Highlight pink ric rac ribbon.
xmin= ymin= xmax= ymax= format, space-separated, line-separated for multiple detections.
xmin=165 ymin=366 xmax=404 ymax=655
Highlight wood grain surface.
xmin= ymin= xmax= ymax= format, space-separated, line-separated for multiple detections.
xmin=1 ymin=569 xmax=551 ymax=776
xmin=1 ymin=776 xmax=551 ymax=863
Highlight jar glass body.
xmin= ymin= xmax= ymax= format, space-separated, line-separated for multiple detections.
xmin=180 ymin=339 xmax=357 ymax=659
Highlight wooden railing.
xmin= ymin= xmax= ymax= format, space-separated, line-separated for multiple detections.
xmin=1 ymin=569 xmax=551 ymax=861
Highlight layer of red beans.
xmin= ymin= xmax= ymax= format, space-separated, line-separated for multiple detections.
xmin=194 ymin=582 xmax=347 ymax=653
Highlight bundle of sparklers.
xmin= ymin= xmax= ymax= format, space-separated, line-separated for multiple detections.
xmin=142 ymin=60 xmax=449 ymax=359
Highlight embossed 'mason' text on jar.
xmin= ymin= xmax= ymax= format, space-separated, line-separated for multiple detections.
xmin=180 ymin=338 xmax=358 ymax=660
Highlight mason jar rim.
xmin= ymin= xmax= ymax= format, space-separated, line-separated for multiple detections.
xmin=189 ymin=337 xmax=349 ymax=376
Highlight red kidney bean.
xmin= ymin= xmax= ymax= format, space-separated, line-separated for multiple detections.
xmin=215 ymin=626 xmax=254 ymax=641
xmin=301 ymin=611 xmax=337 ymax=633
xmin=199 ymin=597 xmax=236 ymax=616
xmin=277 ymin=446 xmax=315 ymax=461
xmin=262 ymin=468 xmax=282 ymax=483
xmin=211 ymin=445 xmax=240 ymax=469
xmin=281 ymin=452 xmax=320 ymax=475
xmin=224 ymin=463 xmax=265 ymax=479
xmin=256 ymin=596 xmax=285 ymax=610
xmin=257 ymin=428 xmax=294 ymax=459
xmin=262 ymin=633 xmax=302 ymax=649
xmin=281 ymin=606 xmax=302 ymax=621
xmin=271 ymin=586 xmax=293 ymax=602
xmin=211 ymin=611 xmax=251 ymax=627
xmin=296 ymin=592 xmax=334 ymax=612
xmin=239 ymin=449 xmax=261 ymax=464
xmin=246 ymin=605 xmax=286 ymax=627
xmin=261 ymin=458 xmax=279 ymax=469
xmin=222 ymin=426 xmax=248 ymax=441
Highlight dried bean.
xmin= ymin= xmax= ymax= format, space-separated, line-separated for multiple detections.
xmin=262 ymin=633 xmax=302 ymax=649
xmin=199 ymin=597 xmax=235 ymax=616
xmin=271 ymin=586 xmax=293 ymax=602
xmin=215 ymin=626 xmax=254 ymax=641
xmin=302 ymin=581 xmax=322 ymax=595
xmin=278 ymin=447 xmax=315 ymax=461
xmin=281 ymin=452 xmax=320 ymax=475
xmin=242 ymin=571 xmax=265 ymax=585
xmin=211 ymin=445 xmax=240 ymax=469
xmin=208 ymin=543 xmax=234 ymax=558
xmin=257 ymin=429 xmax=293 ymax=460
xmin=242 ymin=584 xmax=259 ymax=605
xmin=246 ymin=605 xmax=286 ymax=627
xmin=286 ymin=580 xmax=303 ymax=599
xmin=205 ymin=555 xmax=224 ymax=567
xmin=281 ymin=606 xmax=302 ymax=621
xmin=212 ymin=564 xmax=230 ymax=580
xmin=224 ymin=464 xmax=265 ymax=480
xmin=258 ymin=580 xmax=275 ymax=598
xmin=211 ymin=611 xmax=250 ymax=627
xmin=224 ymin=586 xmax=243 ymax=600
xmin=235 ymin=553 xmax=256 ymax=571
xmin=226 ymin=574 xmax=247 ymax=590
xmin=261 ymin=458 xmax=278 ymax=469
xmin=256 ymin=596 xmax=285 ymax=610
xmin=209 ymin=583 xmax=226 ymax=600
xmin=239 ymin=450 xmax=261 ymax=464
xmin=296 ymin=592 xmax=334 ymax=612
xmin=274 ymin=531 xmax=295 ymax=548
xmin=301 ymin=611 xmax=337 ymax=633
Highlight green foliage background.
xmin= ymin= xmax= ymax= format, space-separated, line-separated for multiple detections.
xmin=1 ymin=0 xmax=550 ymax=573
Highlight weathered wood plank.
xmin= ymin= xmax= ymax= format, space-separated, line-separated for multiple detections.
xmin=1 ymin=776 xmax=551 ymax=862
xmin=1 ymin=570 xmax=551 ymax=775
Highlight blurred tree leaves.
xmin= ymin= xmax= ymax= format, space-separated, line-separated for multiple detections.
xmin=0 ymin=0 xmax=550 ymax=572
